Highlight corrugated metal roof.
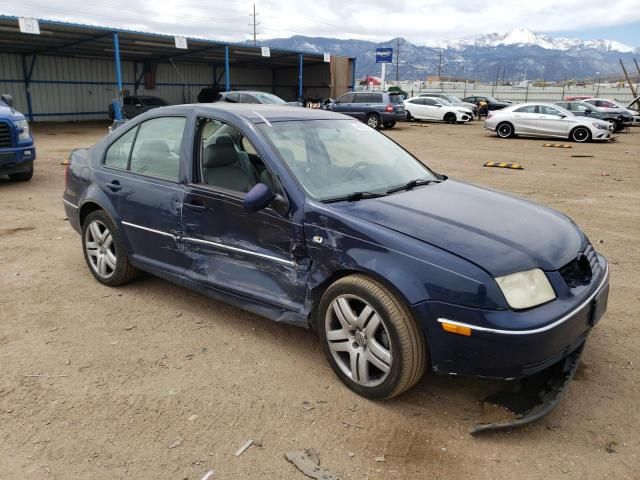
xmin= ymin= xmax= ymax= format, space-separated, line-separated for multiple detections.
xmin=0 ymin=15 xmax=348 ymax=66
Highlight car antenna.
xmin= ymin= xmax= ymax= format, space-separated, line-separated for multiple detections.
xmin=169 ymin=57 xmax=196 ymax=103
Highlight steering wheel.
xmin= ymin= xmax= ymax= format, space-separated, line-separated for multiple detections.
xmin=345 ymin=161 xmax=369 ymax=181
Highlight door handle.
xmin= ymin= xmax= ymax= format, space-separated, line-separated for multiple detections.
xmin=105 ymin=180 xmax=121 ymax=192
xmin=184 ymin=202 xmax=207 ymax=211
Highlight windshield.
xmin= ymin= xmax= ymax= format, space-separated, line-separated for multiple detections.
xmin=484 ymin=96 xmax=500 ymax=103
xmin=258 ymin=120 xmax=437 ymax=201
xmin=254 ymin=92 xmax=286 ymax=104
xmin=445 ymin=95 xmax=462 ymax=103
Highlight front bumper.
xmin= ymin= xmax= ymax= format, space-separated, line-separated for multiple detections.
xmin=0 ymin=144 xmax=36 ymax=173
xmin=413 ymin=257 xmax=609 ymax=379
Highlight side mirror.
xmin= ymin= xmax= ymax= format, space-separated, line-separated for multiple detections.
xmin=243 ymin=183 xmax=275 ymax=212
xmin=1 ymin=94 xmax=14 ymax=107
xmin=585 ymin=109 xmax=593 ymax=114
xmin=434 ymin=103 xmax=442 ymax=107
xmin=559 ymin=114 xmax=567 ymax=118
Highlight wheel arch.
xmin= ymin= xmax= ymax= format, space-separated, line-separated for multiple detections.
xmin=306 ymin=267 xmax=416 ymax=332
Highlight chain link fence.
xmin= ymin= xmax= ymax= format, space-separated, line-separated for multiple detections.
xmin=357 ymin=81 xmax=639 ymax=105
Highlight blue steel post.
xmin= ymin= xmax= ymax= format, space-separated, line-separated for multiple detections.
xmin=225 ymin=46 xmax=230 ymax=92
xmin=298 ymin=54 xmax=303 ymax=101
xmin=351 ymin=57 xmax=356 ymax=91
xmin=112 ymin=32 xmax=123 ymax=121
xmin=21 ymin=54 xmax=35 ymax=122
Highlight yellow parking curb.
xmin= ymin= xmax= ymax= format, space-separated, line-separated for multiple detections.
xmin=483 ymin=161 xmax=524 ymax=170
xmin=543 ymin=143 xmax=572 ymax=148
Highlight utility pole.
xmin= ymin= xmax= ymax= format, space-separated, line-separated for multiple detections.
xmin=249 ymin=3 xmax=259 ymax=46
xmin=620 ymin=59 xmax=637 ymax=98
xmin=437 ymin=49 xmax=443 ymax=79
xmin=395 ymin=37 xmax=400 ymax=81
xmin=634 ymin=58 xmax=640 ymax=78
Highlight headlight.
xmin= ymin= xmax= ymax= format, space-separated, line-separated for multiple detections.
xmin=495 ymin=268 xmax=556 ymax=310
xmin=14 ymin=119 xmax=30 ymax=140
xmin=592 ymin=122 xmax=609 ymax=130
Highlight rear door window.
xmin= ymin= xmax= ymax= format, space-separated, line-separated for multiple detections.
xmin=422 ymin=98 xmax=438 ymax=106
xmin=224 ymin=93 xmax=240 ymax=103
xmin=353 ymin=93 xmax=370 ymax=103
xmin=129 ymin=117 xmax=186 ymax=181
xmin=514 ymin=105 xmax=537 ymax=113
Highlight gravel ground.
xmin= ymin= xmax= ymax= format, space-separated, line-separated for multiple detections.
xmin=1 ymin=119 xmax=638 ymax=479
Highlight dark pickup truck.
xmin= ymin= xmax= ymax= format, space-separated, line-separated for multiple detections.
xmin=0 ymin=94 xmax=36 ymax=181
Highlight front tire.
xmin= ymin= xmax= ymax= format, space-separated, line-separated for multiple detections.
xmin=82 ymin=210 xmax=139 ymax=286
xmin=406 ymin=111 xmax=413 ymax=121
xmin=366 ymin=113 xmax=381 ymax=130
xmin=318 ymin=275 xmax=427 ymax=399
xmin=444 ymin=112 xmax=456 ymax=124
xmin=496 ymin=122 xmax=514 ymax=138
xmin=571 ymin=126 xmax=591 ymax=143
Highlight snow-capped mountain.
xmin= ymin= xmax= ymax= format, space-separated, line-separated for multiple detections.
xmin=260 ymin=30 xmax=639 ymax=81
xmin=426 ymin=28 xmax=635 ymax=53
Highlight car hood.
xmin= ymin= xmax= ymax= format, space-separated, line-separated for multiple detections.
xmin=0 ymin=104 xmax=25 ymax=121
xmin=328 ymin=180 xmax=584 ymax=276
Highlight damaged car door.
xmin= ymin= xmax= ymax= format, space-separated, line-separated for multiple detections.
xmin=181 ymin=117 xmax=309 ymax=313
xmin=98 ymin=116 xmax=186 ymax=276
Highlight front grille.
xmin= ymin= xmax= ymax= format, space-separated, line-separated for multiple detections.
xmin=559 ymin=244 xmax=599 ymax=288
xmin=0 ymin=122 xmax=12 ymax=147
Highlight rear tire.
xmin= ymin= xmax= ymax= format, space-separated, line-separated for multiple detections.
xmin=82 ymin=210 xmax=139 ymax=286
xmin=496 ymin=122 xmax=514 ymax=138
xmin=571 ymin=126 xmax=591 ymax=143
xmin=8 ymin=163 xmax=33 ymax=181
xmin=444 ymin=112 xmax=456 ymax=124
xmin=366 ymin=113 xmax=381 ymax=130
xmin=318 ymin=274 xmax=427 ymax=399
xmin=383 ymin=121 xmax=396 ymax=129
xmin=406 ymin=111 xmax=413 ymax=121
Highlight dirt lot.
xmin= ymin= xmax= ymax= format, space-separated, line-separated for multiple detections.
xmin=1 ymin=119 xmax=638 ymax=479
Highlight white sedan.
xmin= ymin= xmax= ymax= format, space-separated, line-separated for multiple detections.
xmin=404 ymin=97 xmax=473 ymax=124
xmin=484 ymin=102 xmax=613 ymax=142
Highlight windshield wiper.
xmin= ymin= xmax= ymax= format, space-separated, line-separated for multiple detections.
xmin=323 ymin=191 xmax=388 ymax=203
xmin=386 ymin=178 xmax=440 ymax=194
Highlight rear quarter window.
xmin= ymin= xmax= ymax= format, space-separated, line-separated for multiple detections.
xmin=104 ymin=127 xmax=137 ymax=170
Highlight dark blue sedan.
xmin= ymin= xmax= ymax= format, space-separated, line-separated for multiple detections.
xmin=62 ymin=104 xmax=609 ymax=416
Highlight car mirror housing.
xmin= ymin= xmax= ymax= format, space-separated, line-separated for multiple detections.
xmin=585 ymin=109 xmax=593 ymax=114
xmin=1 ymin=94 xmax=14 ymax=107
xmin=243 ymin=183 xmax=276 ymax=212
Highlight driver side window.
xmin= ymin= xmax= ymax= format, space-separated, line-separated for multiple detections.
xmin=198 ymin=118 xmax=279 ymax=194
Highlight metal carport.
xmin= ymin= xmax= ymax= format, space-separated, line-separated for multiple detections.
xmin=0 ymin=15 xmax=356 ymax=121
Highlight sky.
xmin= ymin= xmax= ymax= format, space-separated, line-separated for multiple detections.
xmin=1 ymin=0 xmax=639 ymax=46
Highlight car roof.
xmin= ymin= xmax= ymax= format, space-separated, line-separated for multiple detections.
xmin=147 ymin=103 xmax=346 ymax=123
xmin=221 ymin=90 xmax=278 ymax=95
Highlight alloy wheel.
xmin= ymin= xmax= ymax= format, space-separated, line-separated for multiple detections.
xmin=572 ymin=127 xmax=589 ymax=142
xmin=324 ymin=294 xmax=392 ymax=387
xmin=84 ymin=219 xmax=117 ymax=279
xmin=367 ymin=115 xmax=380 ymax=129
xmin=498 ymin=123 xmax=512 ymax=138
